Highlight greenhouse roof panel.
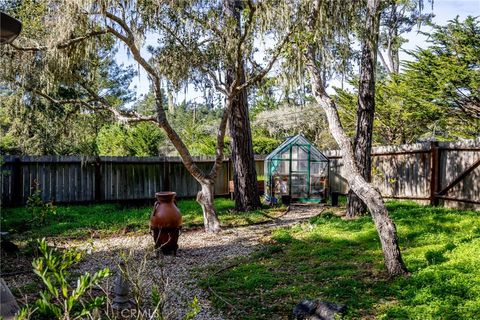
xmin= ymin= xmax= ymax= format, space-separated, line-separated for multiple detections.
xmin=265 ymin=134 xmax=329 ymax=162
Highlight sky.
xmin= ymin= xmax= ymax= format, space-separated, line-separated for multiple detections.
xmin=115 ymin=0 xmax=480 ymax=104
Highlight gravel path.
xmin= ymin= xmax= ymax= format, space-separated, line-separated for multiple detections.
xmin=70 ymin=205 xmax=324 ymax=320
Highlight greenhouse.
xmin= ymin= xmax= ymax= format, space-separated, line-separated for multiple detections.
xmin=264 ymin=135 xmax=329 ymax=204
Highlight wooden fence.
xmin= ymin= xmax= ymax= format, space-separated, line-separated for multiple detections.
xmin=325 ymin=139 xmax=480 ymax=209
xmin=1 ymin=139 xmax=479 ymax=209
xmin=0 ymin=156 xmax=264 ymax=206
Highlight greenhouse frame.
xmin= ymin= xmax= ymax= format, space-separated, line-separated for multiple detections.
xmin=264 ymin=135 xmax=329 ymax=204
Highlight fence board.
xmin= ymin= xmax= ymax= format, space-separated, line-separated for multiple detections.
xmin=2 ymin=139 xmax=479 ymax=209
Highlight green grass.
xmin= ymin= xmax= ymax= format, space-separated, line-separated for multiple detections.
xmin=1 ymin=198 xmax=284 ymax=239
xmin=200 ymin=201 xmax=480 ymax=319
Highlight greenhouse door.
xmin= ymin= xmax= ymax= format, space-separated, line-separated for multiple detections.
xmin=290 ymin=144 xmax=310 ymax=199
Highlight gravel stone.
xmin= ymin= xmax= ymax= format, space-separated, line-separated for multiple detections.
xmin=24 ymin=205 xmax=324 ymax=319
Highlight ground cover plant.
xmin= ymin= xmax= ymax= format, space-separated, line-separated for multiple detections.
xmin=2 ymin=198 xmax=285 ymax=239
xmin=200 ymin=201 xmax=480 ymax=319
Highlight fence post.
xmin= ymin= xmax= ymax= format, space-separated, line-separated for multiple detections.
xmin=11 ymin=157 xmax=23 ymax=206
xmin=429 ymin=142 xmax=440 ymax=206
xmin=162 ymin=158 xmax=171 ymax=191
xmin=94 ymin=157 xmax=103 ymax=202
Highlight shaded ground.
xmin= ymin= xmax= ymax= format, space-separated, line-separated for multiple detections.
xmin=202 ymin=202 xmax=480 ymax=319
xmin=1 ymin=198 xmax=285 ymax=239
xmin=4 ymin=202 xmax=479 ymax=319
xmin=2 ymin=203 xmax=323 ymax=319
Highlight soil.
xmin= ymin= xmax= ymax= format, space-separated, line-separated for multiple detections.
xmin=2 ymin=205 xmax=326 ymax=320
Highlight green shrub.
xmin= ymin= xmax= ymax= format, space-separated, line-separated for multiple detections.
xmin=26 ymin=181 xmax=56 ymax=225
xmin=18 ymin=239 xmax=110 ymax=319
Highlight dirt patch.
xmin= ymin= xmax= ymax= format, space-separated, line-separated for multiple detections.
xmin=3 ymin=205 xmax=324 ymax=319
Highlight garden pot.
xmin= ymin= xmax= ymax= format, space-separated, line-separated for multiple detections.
xmin=150 ymin=192 xmax=182 ymax=255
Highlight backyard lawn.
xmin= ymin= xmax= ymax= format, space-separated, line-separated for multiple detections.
xmin=1 ymin=198 xmax=285 ymax=239
xmin=200 ymin=201 xmax=480 ymax=319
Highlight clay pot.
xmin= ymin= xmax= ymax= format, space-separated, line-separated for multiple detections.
xmin=150 ymin=192 xmax=182 ymax=255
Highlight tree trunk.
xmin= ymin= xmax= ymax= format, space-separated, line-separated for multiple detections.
xmin=347 ymin=0 xmax=380 ymax=218
xmin=229 ymin=85 xmax=261 ymax=211
xmin=224 ymin=0 xmax=261 ymax=211
xmin=153 ymin=84 xmax=224 ymax=233
xmin=305 ymin=49 xmax=408 ymax=277
xmin=196 ymin=181 xmax=221 ymax=233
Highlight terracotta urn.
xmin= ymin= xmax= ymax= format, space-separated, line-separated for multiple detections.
xmin=150 ymin=192 xmax=182 ymax=255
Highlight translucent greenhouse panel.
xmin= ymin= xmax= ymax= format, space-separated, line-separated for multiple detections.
xmin=291 ymin=160 xmax=308 ymax=172
xmin=291 ymin=145 xmax=309 ymax=160
xmin=311 ymin=162 xmax=328 ymax=176
xmin=264 ymin=160 xmax=270 ymax=176
xmin=273 ymin=175 xmax=289 ymax=196
xmin=310 ymin=147 xmax=328 ymax=162
xmin=290 ymin=173 xmax=308 ymax=198
xmin=310 ymin=162 xmax=328 ymax=199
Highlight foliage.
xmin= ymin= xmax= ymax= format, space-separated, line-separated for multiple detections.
xmin=378 ymin=0 xmax=434 ymax=74
xmin=18 ymin=239 xmax=110 ymax=320
xmin=402 ymin=16 xmax=480 ymax=123
xmin=184 ymin=297 xmax=201 ymax=320
xmin=253 ymin=103 xmax=337 ymax=150
xmin=252 ymin=136 xmax=280 ymax=155
xmin=97 ymin=122 xmax=165 ymax=157
xmin=3 ymin=199 xmax=285 ymax=239
xmin=200 ymin=201 xmax=480 ymax=319
xmin=336 ymin=17 xmax=480 ymax=144
xmin=26 ymin=180 xmax=57 ymax=225
xmin=0 ymin=1 xmax=476 ymax=160
xmin=0 ymin=0 xmax=135 ymax=156
xmin=166 ymin=103 xmax=230 ymax=156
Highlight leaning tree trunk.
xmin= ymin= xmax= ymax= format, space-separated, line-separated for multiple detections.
xmin=224 ymin=0 xmax=261 ymax=211
xmin=196 ymin=181 xmax=221 ymax=233
xmin=154 ymin=85 xmax=223 ymax=233
xmin=347 ymin=0 xmax=380 ymax=218
xmin=305 ymin=50 xmax=408 ymax=277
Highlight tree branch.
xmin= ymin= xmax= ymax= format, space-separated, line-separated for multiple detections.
xmin=81 ymin=84 xmax=156 ymax=123
xmin=235 ymin=0 xmax=256 ymax=81
xmin=235 ymin=29 xmax=293 ymax=93
xmin=104 ymin=12 xmax=159 ymax=81
xmin=378 ymin=50 xmax=393 ymax=74
xmin=159 ymin=21 xmax=228 ymax=96
xmin=9 ymin=30 xmax=107 ymax=51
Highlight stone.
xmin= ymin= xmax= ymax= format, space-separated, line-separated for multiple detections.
xmin=0 ymin=278 xmax=20 ymax=320
xmin=293 ymin=299 xmax=346 ymax=320
xmin=112 ymin=263 xmax=134 ymax=310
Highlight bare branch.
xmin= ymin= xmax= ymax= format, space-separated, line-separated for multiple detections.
xmin=378 ymin=50 xmax=393 ymax=74
xmin=235 ymin=0 xmax=256 ymax=80
xmin=104 ymin=12 xmax=159 ymax=81
xmin=209 ymin=95 xmax=234 ymax=178
xmin=235 ymin=29 xmax=293 ymax=93
xmin=9 ymin=30 xmax=107 ymax=51
xmin=15 ymin=80 xmax=156 ymax=124
xmin=159 ymin=21 xmax=228 ymax=96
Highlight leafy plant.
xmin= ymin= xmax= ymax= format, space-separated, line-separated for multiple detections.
xmin=26 ymin=180 xmax=56 ymax=225
xmin=183 ymin=297 xmax=201 ymax=320
xmin=18 ymin=239 xmax=110 ymax=320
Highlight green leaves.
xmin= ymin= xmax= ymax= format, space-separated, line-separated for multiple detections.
xmin=23 ymin=238 xmax=111 ymax=319
xmin=403 ymin=16 xmax=480 ymax=120
xmin=335 ymin=16 xmax=480 ymax=144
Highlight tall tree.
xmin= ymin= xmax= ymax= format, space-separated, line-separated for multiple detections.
xmin=223 ymin=0 xmax=261 ymax=211
xmin=2 ymin=0 xmax=291 ymax=232
xmin=346 ymin=0 xmax=382 ymax=218
xmin=290 ymin=0 xmax=408 ymax=276
xmin=378 ymin=0 xmax=433 ymax=74
xmin=402 ymin=16 xmax=480 ymax=120
xmin=347 ymin=0 xmax=433 ymax=217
